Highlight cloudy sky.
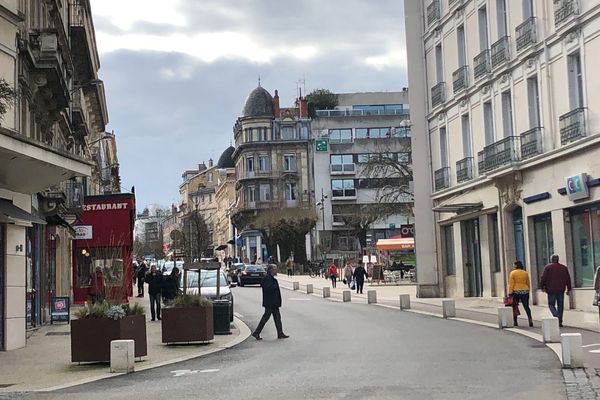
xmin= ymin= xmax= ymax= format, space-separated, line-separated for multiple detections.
xmin=90 ymin=0 xmax=408 ymax=210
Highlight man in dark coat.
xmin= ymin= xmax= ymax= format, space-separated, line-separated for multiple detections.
xmin=252 ymin=264 xmax=289 ymax=340
xmin=136 ymin=260 xmax=148 ymax=297
xmin=145 ymin=265 xmax=163 ymax=321
xmin=353 ymin=263 xmax=368 ymax=294
xmin=540 ymin=254 xmax=572 ymax=327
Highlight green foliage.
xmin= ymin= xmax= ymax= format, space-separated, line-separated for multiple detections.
xmin=166 ymin=294 xmax=212 ymax=308
xmin=75 ymin=301 xmax=145 ymax=319
xmin=106 ymin=305 xmax=127 ymax=320
xmin=0 ymin=78 xmax=16 ymax=121
xmin=305 ymin=88 xmax=338 ymax=117
xmin=74 ymin=302 xmax=109 ymax=319
xmin=126 ymin=302 xmax=146 ymax=316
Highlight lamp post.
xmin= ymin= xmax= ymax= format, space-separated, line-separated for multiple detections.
xmin=316 ymin=188 xmax=328 ymax=260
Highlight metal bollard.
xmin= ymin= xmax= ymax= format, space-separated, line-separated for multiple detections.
xmin=542 ymin=317 xmax=560 ymax=343
xmin=442 ymin=299 xmax=456 ymax=318
xmin=561 ymin=333 xmax=583 ymax=368
xmin=306 ymin=284 xmax=313 ymax=294
xmin=497 ymin=307 xmax=514 ymax=328
xmin=322 ymin=287 xmax=331 ymax=298
xmin=367 ymin=290 xmax=377 ymax=304
xmin=342 ymin=290 xmax=351 ymax=302
xmin=399 ymin=294 xmax=411 ymax=310
xmin=292 ymin=281 xmax=299 ymax=291
xmin=110 ymin=340 xmax=135 ymax=373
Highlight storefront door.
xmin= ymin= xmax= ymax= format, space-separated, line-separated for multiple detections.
xmin=513 ymin=207 xmax=526 ymax=265
xmin=463 ymin=219 xmax=483 ymax=297
xmin=533 ymin=213 xmax=553 ymax=286
xmin=570 ymin=203 xmax=600 ymax=287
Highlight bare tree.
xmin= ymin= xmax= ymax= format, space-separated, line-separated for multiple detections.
xmin=183 ymin=210 xmax=211 ymax=261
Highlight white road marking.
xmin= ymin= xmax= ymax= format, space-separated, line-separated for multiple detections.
xmin=200 ymin=369 xmax=220 ymax=373
xmin=582 ymin=343 xmax=600 ymax=348
xmin=171 ymin=369 xmax=199 ymax=377
xmin=588 ymin=349 xmax=600 ymax=354
xmin=288 ymin=298 xmax=312 ymax=301
xmin=234 ymin=312 xmax=245 ymax=318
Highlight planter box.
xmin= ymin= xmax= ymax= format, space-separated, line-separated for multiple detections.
xmin=71 ymin=314 xmax=147 ymax=362
xmin=161 ymin=305 xmax=214 ymax=343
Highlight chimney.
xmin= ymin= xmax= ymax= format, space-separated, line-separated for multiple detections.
xmin=171 ymin=204 xmax=177 ymax=215
xmin=299 ymin=98 xmax=309 ymax=118
xmin=208 ymin=158 xmax=213 ymax=168
xmin=198 ymin=163 xmax=207 ymax=172
xmin=273 ymin=89 xmax=280 ymax=118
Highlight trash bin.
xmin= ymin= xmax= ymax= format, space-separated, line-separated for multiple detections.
xmin=212 ymin=300 xmax=231 ymax=335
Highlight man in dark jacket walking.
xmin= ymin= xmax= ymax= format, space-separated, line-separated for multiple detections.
xmin=252 ymin=264 xmax=289 ymax=340
xmin=136 ymin=260 xmax=148 ymax=297
xmin=145 ymin=265 xmax=163 ymax=321
xmin=353 ymin=263 xmax=368 ymax=294
xmin=540 ymin=254 xmax=572 ymax=327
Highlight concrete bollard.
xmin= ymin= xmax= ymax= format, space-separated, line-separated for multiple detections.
xmin=561 ymin=333 xmax=584 ymax=368
xmin=110 ymin=340 xmax=135 ymax=373
xmin=342 ymin=290 xmax=351 ymax=302
xmin=292 ymin=281 xmax=299 ymax=291
xmin=322 ymin=287 xmax=330 ymax=298
xmin=442 ymin=299 xmax=456 ymax=318
xmin=399 ymin=294 xmax=411 ymax=310
xmin=367 ymin=290 xmax=377 ymax=304
xmin=497 ymin=307 xmax=514 ymax=328
xmin=306 ymin=284 xmax=313 ymax=294
xmin=542 ymin=317 xmax=560 ymax=343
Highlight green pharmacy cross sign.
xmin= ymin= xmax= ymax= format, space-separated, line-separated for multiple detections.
xmin=315 ymin=139 xmax=328 ymax=152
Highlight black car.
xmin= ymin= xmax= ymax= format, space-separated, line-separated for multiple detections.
xmin=238 ymin=265 xmax=266 ymax=286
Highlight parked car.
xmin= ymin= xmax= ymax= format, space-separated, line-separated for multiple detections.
xmin=238 ymin=265 xmax=266 ymax=287
xmin=181 ymin=269 xmax=234 ymax=321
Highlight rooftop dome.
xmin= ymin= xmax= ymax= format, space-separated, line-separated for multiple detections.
xmin=216 ymin=146 xmax=235 ymax=168
xmin=242 ymin=86 xmax=274 ymax=117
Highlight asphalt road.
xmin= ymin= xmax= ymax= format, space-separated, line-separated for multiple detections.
xmin=17 ymin=282 xmax=566 ymax=400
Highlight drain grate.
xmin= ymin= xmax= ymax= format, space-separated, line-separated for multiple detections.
xmin=45 ymin=331 xmax=70 ymax=336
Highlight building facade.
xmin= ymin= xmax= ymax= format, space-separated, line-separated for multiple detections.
xmin=405 ymin=0 xmax=600 ymax=307
xmin=311 ymin=91 xmax=413 ymax=263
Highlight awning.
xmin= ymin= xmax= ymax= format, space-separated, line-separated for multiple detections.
xmin=376 ymin=237 xmax=414 ymax=251
xmin=215 ymin=244 xmax=228 ymax=251
xmin=0 ymin=199 xmax=47 ymax=226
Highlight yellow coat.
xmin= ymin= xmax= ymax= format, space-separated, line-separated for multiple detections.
xmin=508 ymin=269 xmax=530 ymax=294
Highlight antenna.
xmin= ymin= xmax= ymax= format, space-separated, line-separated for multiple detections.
xmin=296 ymin=77 xmax=306 ymax=98
xmin=258 ymin=75 xmax=261 ymax=87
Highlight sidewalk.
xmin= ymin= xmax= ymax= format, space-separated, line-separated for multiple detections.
xmin=0 ymin=293 xmax=249 ymax=393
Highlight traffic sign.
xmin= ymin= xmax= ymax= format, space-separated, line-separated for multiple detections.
xmin=315 ymin=139 xmax=328 ymax=152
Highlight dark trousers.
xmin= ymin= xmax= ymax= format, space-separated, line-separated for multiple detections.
xmin=331 ymin=275 xmax=337 ymax=288
xmin=356 ymin=279 xmax=364 ymax=294
xmin=512 ymin=292 xmax=532 ymax=321
xmin=287 ymin=268 xmax=292 ymax=277
xmin=149 ymin=293 xmax=161 ymax=319
xmin=547 ymin=292 xmax=565 ymax=324
xmin=137 ymin=277 xmax=145 ymax=295
xmin=254 ymin=307 xmax=283 ymax=336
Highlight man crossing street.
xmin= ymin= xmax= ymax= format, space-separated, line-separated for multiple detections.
xmin=252 ymin=264 xmax=289 ymax=340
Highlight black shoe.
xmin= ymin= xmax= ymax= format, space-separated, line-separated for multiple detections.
xmin=559 ymin=323 xmax=564 ymax=327
xmin=157 ymin=317 xmax=161 ymax=320
xmin=151 ymin=318 xmax=155 ymax=321
xmin=278 ymin=334 xmax=290 ymax=339
xmin=252 ymin=332 xmax=262 ymax=341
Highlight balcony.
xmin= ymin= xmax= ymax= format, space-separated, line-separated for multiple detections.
xmin=559 ymin=107 xmax=586 ymax=145
xmin=69 ymin=0 xmax=100 ymax=77
xmin=330 ymin=164 xmax=355 ymax=175
xmin=315 ymin=109 xmax=409 ymax=117
xmin=431 ymin=82 xmax=446 ymax=108
xmin=491 ymin=36 xmax=511 ymax=69
xmin=477 ymin=136 xmax=520 ymax=173
xmin=427 ymin=0 xmax=441 ymax=26
xmin=554 ymin=0 xmax=579 ymax=26
xmin=456 ymin=157 xmax=473 ymax=183
xmin=516 ymin=17 xmax=537 ymax=52
xmin=434 ymin=167 xmax=450 ymax=191
xmin=452 ymin=66 xmax=469 ymax=94
xmin=473 ymin=50 xmax=491 ymax=80
xmin=520 ymin=127 xmax=543 ymax=159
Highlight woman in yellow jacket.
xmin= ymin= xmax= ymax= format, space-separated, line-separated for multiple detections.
xmin=508 ymin=261 xmax=533 ymax=327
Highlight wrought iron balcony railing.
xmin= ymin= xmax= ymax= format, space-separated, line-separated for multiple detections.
xmin=554 ymin=0 xmax=579 ymax=26
xmin=427 ymin=0 xmax=441 ymax=26
xmin=431 ymin=82 xmax=446 ymax=108
xmin=434 ymin=167 xmax=450 ymax=191
xmin=491 ymin=36 xmax=511 ymax=69
xmin=453 ymin=65 xmax=469 ymax=94
xmin=477 ymin=136 xmax=521 ymax=173
xmin=516 ymin=17 xmax=537 ymax=52
xmin=520 ymin=127 xmax=543 ymax=159
xmin=474 ymin=50 xmax=491 ymax=80
xmin=456 ymin=157 xmax=473 ymax=183
xmin=559 ymin=107 xmax=586 ymax=145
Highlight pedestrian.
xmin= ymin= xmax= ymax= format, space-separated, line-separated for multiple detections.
xmin=399 ymin=261 xmax=405 ymax=280
xmin=88 ymin=266 xmax=106 ymax=304
xmin=508 ymin=261 xmax=533 ymax=327
xmin=162 ymin=266 xmax=181 ymax=302
xmin=145 ymin=265 xmax=163 ymax=321
xmin=343 ymin=263 xmax=353 ymax=289
xmin=540 ymin=254 xmax=572 ymax=327
xmin=136 ymin=260 xmax=148 ymax=297
xmin=353 ymin=263 xmax=368 ymax=294
xmin=593 ymin=265 xmax=600 ymax=322
xmin=328 ymin=263 xmax=338 ymax=288
xmin=286 ymin=256 xmax=293 ymax=277
xmin=252 ymin=264 xmax=289 ymax=340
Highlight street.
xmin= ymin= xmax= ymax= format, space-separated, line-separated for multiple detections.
xmin=13 ymin=283 xmax=566 ymax=400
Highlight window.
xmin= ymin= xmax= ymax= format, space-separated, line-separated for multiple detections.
xmin=246 ymin=185 xmax=255 ymax=202
xmin=534 ymin=213 xmax=553 ymax=285
xmin=501 ymin=91 xmax=514 ymax=137
xmin=259 ymin=155 xmax=270 ymax=172
xmin=330 ymin=154 xmax=354 ymax=172
xmin=398 ymin=152 xmax=411 ymax=163
xmin=259 ymin=184 xmax=271 ymax=201
xmin=570 ymin=204 xmax=600 ymax=287
xmin=357 ymin=153 xmax=370 ymax=163
xmin=284 ymin=182 xmax=297 ymax=200
xmin=490 ymin=214 xmax=501 ymax=273
xmin=443 ymin=226 xmax=455 ymax=275
xmin=281 ymin=126 xmax=295 ymax=140
xmin=258 ymin=128 xmax=267 ymax=141
xmin=568 ymin=53 xmax=584 ymax=109
xmin=457 ymin=25 xmax=467 ymax=67
xmin=435 ymin=44 xmax=443 ymax=83
xmin=523 ymin=0 xmax=534 ymax=20
xmin=478 ymin=7 xmax=489 ymax=50
xmin=329 ymin=129 xmax=352 ymax=143
xmin=395 ymin=126 xmax=411 ymax=138
xmin=355 ymin=128 xmax=368 ymax=139
xmin=439 ymin=127 xmax=448 ymax=167
xmin=496 ymin=0 xmax=508 ymax=38
xmin=483 ymin=101 xmax=494 ymax=145
xmin=461 ymin=114 xmax=472 ymax=157
xmin=331 ymin=179 xmax=356 ymax=198
xmin=299 ymin=123 xmax=309 ymax=139
xmin=207 ymin=172 xmax=213 ymax=183
xmin=527 ymin=76 xmax=540 ymax=128
xmin=246 ymin=156 xmax=254 ymax=172
xmin=283 ymin=154 xmax=296 ymax=171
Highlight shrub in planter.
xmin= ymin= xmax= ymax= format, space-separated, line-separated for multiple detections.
xmin=162 ymin=295 xmax=214 ymax=344
xmin=71 ymin=302 xmax=147 ymax=362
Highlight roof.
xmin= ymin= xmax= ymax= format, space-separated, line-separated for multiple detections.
xmin=242 ymin=86 xmax=274 ymax=117
xmin=216 ymin=146 xmax=235 ymax=168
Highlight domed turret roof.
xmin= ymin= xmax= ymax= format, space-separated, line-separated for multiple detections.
xmin=242 ymin=86 xmax=274 ymax=117
xmin=216 ymin=146 xmax=235 ymax=168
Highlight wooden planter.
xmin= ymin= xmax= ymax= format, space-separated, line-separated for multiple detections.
xmin=71 ymin=314 xmax=147 ymax=362
xmin=161 ymin=304 xmax=214 ymax=343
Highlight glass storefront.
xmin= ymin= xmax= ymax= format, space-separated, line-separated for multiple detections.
xmin=533 ymin=213 xmax=553 ymax=285
xmin=570 ymin=203 xmax=600 ymax=287
xmin=0 ymin=225 xmax=4 ymax=350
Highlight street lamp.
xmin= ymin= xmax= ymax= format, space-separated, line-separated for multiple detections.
xmin=87 ymin=131 xmax=115 ymax=147
xmin=316 ymin=188 xmax=327 ymax=232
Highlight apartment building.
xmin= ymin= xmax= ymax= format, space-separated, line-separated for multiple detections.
xmin=311 ymin=91 xmax=413 ymax=263
xmin=405 ymin=0 xmax=600 ymax=308
xmin=0 ymin=0 xmax=109 ymax=349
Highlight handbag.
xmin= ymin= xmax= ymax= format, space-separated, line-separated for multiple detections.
xmin=594 ymin=292 xmax=600 ymax=307
xmin=503 ymin=296 xmax=514 ymax=307
xmin=342 ymin=278 xmax=347 ymax=284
